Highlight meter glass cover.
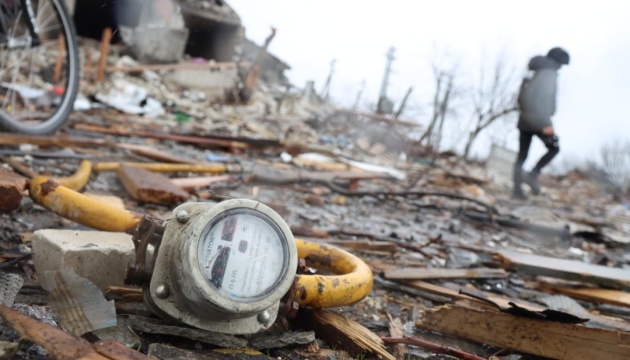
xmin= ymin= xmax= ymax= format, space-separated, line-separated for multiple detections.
xmin=197 ymin=208 xmax=289 ymax=302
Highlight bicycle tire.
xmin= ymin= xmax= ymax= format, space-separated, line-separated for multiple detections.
xmin=0 ymin=0 xmax=79 ymax=135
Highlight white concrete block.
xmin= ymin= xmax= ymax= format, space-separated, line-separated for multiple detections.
xmin=32 ymin=230 xmax=135 ymax=292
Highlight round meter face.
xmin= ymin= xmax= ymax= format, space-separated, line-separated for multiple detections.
xmin=197 ymin=208 xmax=290 ymax=302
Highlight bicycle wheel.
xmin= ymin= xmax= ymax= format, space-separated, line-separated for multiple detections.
xmin=0 ymin=0 xmax=79 ymax=134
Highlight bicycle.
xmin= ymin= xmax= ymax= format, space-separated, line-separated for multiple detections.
xmin=0 ymin=0 xmax=79 ymax=134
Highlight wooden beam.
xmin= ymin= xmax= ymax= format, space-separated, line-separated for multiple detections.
xmin=73 ymin=124 xmax=247 ymax=149
xmin=416 ymin=305 xmax=630 ymax=360
xmin=53 ymin=33 xmax=66 ymax=83
xmin=0 ymin=133 xmax=111 ymax=148
xmin=497 ymin=250 xmax=630 ymax=290
xmin=116 ymin=164 xmax=189 ymax=205
xmin=538 ymin=283 xmax=630 ymax=308
xmin=115 ymin=144 xmax=197 ymax=164
xmin=105 ymin=61 xmax=239 ymax=73
xmin=0 ymin=168 xmax=28 ymax=213
xmin=1 ymin=157 xmax=36 ymax=178
xmin=96 ymin=28 xmax=112 ymax=83
xmin=383 ymin=267 xmax=508 ymax=280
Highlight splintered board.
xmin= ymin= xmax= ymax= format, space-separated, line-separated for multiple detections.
xmin=497 ymin=250 xmax=630 ymax=290
xmin=417 ymin=305 xmax=630 ymax=360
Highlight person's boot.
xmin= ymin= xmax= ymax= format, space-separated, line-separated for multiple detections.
xmin=512 ymin=187 xmax=528 ymax=200
xmin=524 ymin=172 xmax=541 ymax=195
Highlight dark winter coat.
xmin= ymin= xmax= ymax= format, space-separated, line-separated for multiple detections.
xmin=517 ymin=55 xmax=561 ymax=132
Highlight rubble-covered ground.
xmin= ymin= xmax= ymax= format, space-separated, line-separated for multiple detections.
xmin=2 ymin=39 xmax=630 ymax=360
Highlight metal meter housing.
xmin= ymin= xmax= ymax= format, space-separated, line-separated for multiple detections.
xmin=145 ymin=199 xmax=298 ymax=334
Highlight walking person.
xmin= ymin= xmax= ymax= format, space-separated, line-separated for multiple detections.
xmin=513 ymin=47 xmax=570 ymax=199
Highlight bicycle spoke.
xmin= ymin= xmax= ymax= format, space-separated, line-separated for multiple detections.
xmin=37 ymin=1 xmax=57 ymax=33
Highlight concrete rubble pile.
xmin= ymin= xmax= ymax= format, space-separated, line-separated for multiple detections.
xmin=1 ymin=2 xmax=630 ymax=360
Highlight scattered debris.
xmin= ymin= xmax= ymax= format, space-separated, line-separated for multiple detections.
xmin=2 ymin=6 xmax=630 ymax=359
xmin=0 ymin=304 xmax=150 ymax=360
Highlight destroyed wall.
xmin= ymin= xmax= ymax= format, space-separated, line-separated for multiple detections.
xmin=240 ymin=38 xmax=291 ymax=86
xmin=180 ymin=0 xmax=242 ymax=62
xmin=73 ymin=0 xmax=242 ymax=63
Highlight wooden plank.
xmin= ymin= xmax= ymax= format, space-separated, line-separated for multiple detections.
xmin=383 ymin=267 xmax=508 ymax=280
xmin=298 ymin=309 xmax=395 ymax=360
xmin=73 ymin=124 xmax=247 ymax=149
xmin=116 ymin=164 xmax=189 ymax=205
xmin=96 ymin=27 xmax=112 ymax=83
xmin=0 ymin=133 xmax=111 ymax=148
xmin=0 ymin=168 xmax=28 ymax=213
xmin=115 ymin=144 xmax=197 ymax=164
xmin=497 ymin=250 xmax=630 ymax=290
xmin=170 ymin=175 xmax=233 ymax=191
xmin=538 ymin=283 xmax=630 ymax=308
xmin=416 ymin=305 xmax=630 ymax=360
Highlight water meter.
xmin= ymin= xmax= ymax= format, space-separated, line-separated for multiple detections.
xmin=126 ymin=199 xmax=297 ymax=334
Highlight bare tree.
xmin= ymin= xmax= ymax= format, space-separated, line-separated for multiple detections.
xmin=600 ymin=140 xmax=630 ymax=195
xmin=418 ymin=63 xmax=457 ymax=150
xmin=462 ymin=55 xmax=519 ymax=159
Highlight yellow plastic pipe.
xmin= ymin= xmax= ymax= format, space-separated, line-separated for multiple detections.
xmin=29 ymin=177 xmax=142 ymax=234
xmin=294 ymin=238 xmax=374 ymax=308
xmin=54 ymin=160 xmax=92 ymax=191
xmin=92 ymin=162 xmax=239 ymax=173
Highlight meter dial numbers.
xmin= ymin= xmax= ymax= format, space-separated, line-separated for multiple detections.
xmin=198 ymin=209 xmax=289 ymax=302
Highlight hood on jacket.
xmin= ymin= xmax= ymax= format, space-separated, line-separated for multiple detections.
xmin=528 ymin=55 xmax=561 ymax=71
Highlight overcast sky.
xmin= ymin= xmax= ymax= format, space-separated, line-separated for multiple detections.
xmin=228 ymin=0 xmax=630 ymax=169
